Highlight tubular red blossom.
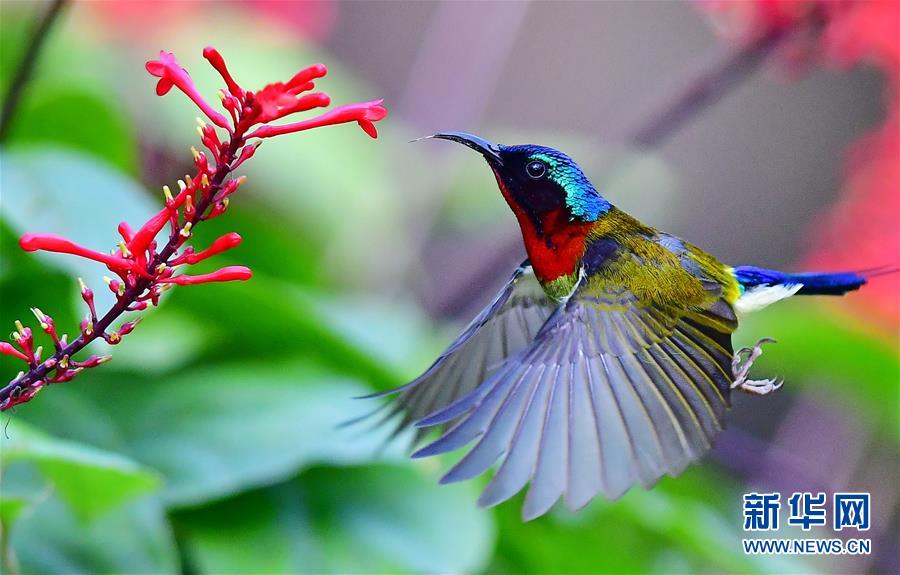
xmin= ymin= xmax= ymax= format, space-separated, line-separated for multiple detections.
xmin=247 ymin=99 xmax=388 ymax=139
xmin=20 ymin=234 xmax=131 ymax=271
xmin=128 ymin=206 xmax=174 ymax=266
xmin=72 ymin=355 xmax=111 ymax=369
xmin=79 ymin=278 xmax=97 ymax=320
xmin=31 ymin=308 xmax=59 ymax=346
xmin=287 ymin=63 xmax=328 ymax=89
xmin=13 ymin=325 xmax=34 ymax=361
xmin=231 ymin=142 xmax=260 ymax=170
xmin=106 ymin=277 xmax=124 ymax=297
xmin=0 ymin=342 xmax=28 ymax=362
xmin=79 ymin=317 xmax=92 ymax=337
xmin=198 ymin=121 xmax=223 ymax=160
xmin=4 ymin=46 xmax=387 ymax=411
xmin=4 ymin=382 xmax=43 ymax=409
xmin=184 ymin=194 xmax=196 ymax=219
xmin=206 ymin=200 xmax=229 ymax=220
xmin=49 ymin=369 xmax=80 ymax=383
xmin=217 ymin=176 xmax=246 ymax=201
xmin=118 ymin=318 xmax=142 ymax=336
xmin=159 ymin=265 xmax=253 ymax=285
xmin=254 ymin=90 xmax=331 ymax=124
xmin=118 ymin=221 xmax=135 ymax=242
xmin=220 ymin=91 xmax=240 ymax=125
xmin=175 ymin=233 xmax=242 ymax=265
xmin=195 ymin=150 xmax=210 ymax=174
xmin=146 ymin=51 xmax=232 ymax=130
xmin=203 ymin=46 xmax=244 ymax=99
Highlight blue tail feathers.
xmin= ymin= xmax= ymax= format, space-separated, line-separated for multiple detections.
xmin=733 ymin=266 xmax=867 ymax=296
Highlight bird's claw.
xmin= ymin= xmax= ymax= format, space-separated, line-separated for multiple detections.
xmin=731 ymin=337 xmax=784 ymax=396
xmin=734 ymin=376 xmax=784 ymax=396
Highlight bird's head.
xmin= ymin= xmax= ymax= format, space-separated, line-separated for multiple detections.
xmin=430 ymin=132 xmax=611 ymax=226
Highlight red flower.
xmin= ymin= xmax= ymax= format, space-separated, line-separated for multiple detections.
xmin=697 ymin=0 xmax=900 ymax=83
xmin=159 ymin=266 xmax=253 ymax=286
xmin=146 ymin=51 xmax=232 ymax=130
xmin=248 ymin=99 xmax=388 ymax=139
xmin=2 ymin=47 xmax=387 ymax=410
xmin=803 ymin=113 xmax=900 ymax=332
xmin=820 ymin=1 xmax=900 ymax=87
xmin=0 ymin=343 xmax=28 ymax=362
xmin=146 ymin=47 xmax=388 ymax=140
xmin=89 ymin=1 xmax=337 ymax=45
xmin=699 ymin=0 xmax=813 ymax=45
xmin=20 ymin=233 xmax=131 ymax=272
xmin=696 ymin=0 xmax=900 ymax=332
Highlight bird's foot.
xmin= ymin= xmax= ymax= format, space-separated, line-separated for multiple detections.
xmin=733 ymin=375 xmax=784 ymax=396
xmin=731 ymin=337 xmax=784 ymax=396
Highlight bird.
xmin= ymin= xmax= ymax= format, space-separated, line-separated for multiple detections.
xmin=369 ymin=132 xmax=883 ymax=521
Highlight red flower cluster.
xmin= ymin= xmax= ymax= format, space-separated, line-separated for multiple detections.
xmin=1 ymin=47 xmax=387 ymax=410
xmin=697 ymin=0 xmax=900 ymax=331
xmin=699 ymin=0 xmax=900 ymax=75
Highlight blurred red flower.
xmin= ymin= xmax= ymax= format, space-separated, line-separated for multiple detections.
xmin=89 ymin=0 xmax=337 ymax=44
xmin=697 ymin=0 xmax=900 ymax=332
xmin=699 ymin=0 xmax=900 ymax=77
xmin=804 ymin=113 xmax=899 ymax=330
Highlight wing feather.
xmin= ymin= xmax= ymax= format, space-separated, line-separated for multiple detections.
xmin=645 ymin=345 xmax=712 ymax=454
xmin=592 ymin=353 xmax=642 ymax=496
xmin=620 ymin=352 xmax=690 ymax=473
xmin=441 ymin=364 xmax=535 ymax=483
xmin=370 ymin=262 xmax=554 ymax=439
xmin=566 ymin=348 xmax=604 ymax=510
xmin=522 ymin=362 xmax=567 ymax=520
xmin=479 ymin=364 xmax=551 ymax=507
xmin=413 ymin=270 xmax=737 ymax=519
xmin=606 ymin=354 xmax=666 ymax=484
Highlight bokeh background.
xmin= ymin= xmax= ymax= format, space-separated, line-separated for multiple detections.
xmin=1 ymin=1 xmax=897 ymax=574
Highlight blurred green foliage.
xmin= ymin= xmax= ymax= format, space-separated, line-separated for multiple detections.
xmin=0 ymin=4 xmax=895 ymax=575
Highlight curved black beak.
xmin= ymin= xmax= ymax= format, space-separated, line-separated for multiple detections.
xmin=429 ymin=132 xmax=503 ymax=166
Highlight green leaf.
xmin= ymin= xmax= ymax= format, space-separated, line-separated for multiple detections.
xmin=0 ymin=497 xmax=28 ymax=527
xmin=4 ymin=88 xmax=138 ymax=174
xmin=168 ymin=277 xmax=404 ymax=389
xmin=176 ymin=464 xmax=495 ymax=574
xmin=186 ymin=203 xmax=322 ymax=287
xmin=488 ymin=468 xmax=815 ymax=575
xmin=107 ymin=309 xmax=206 ymax=375
xmin=10 ymin=496 xmax=177 ymax=575
xmin=0 ymin=423 xmax=175 ymax=574
xmin=301 ymin=291 xmax=441 ymax=379
xmin=0 ymin=421 xmax=160 ymax=521
xmin=737 ymin=299 xmax=900 ymax=439
xmin=99 ymin=361 xmax=406 ymax=507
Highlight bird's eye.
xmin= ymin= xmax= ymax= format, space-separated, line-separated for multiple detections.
xmin=525 ymin=160 xmax=547 ymax=179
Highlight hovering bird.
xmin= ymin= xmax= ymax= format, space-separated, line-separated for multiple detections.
xmin=371 ymin=132 xmax=878 ymax=521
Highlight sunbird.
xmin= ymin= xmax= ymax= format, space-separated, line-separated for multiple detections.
xmin=373 ymin=132 xmax=879 ymax=521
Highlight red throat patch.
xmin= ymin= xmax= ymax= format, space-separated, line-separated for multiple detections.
xmin=494 ymin=172 xmax=593 ymax=283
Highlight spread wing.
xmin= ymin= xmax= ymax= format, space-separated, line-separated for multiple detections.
xmin=368 ymin=262 xmax=556 ymax=441
xmin=411 ymin=269 xmax=738 ymax=520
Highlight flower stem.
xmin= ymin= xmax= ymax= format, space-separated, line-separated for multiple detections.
xmin=0 ymin=136 xmax=244 ymax=408
xmin=0 ymin=0 xmax=67 ymax=144
xmin=629 ymin=25 xmax=791 ymax=147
